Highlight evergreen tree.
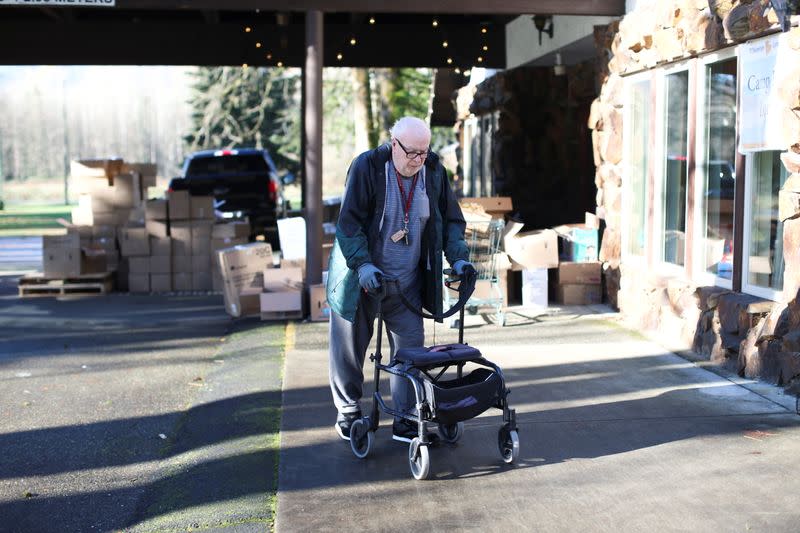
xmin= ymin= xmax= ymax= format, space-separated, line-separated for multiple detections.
xmin=185 ymin=66 xmax=301 ymax=177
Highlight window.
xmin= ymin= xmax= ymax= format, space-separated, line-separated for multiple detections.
xmin=660 ymin=69 xmax=689 ymax=267
xmin=624 ymin=77 xmax=651 ymax=258
xmin=697 ymin=56 xmax=737 ymax=283
xmin=744 ymin=151 xmax=788 ymax=297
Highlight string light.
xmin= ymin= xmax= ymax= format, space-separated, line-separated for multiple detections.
xmin=483 ymin=45 xmax=488 ymax=51
xmin=442 ymin=40 xmax=448 ymax=48
xmin=477 ymin=56 xmax=483 ymax=63
xmin=245 ymin=26 xmax=251 ymax=33
xmin=350 ymin=37 xmax=357 ymax=46
xmin=266 ymin=52 xmax=272 ymax=60
xmin=481 ymin=27 xmax=487 ymax=34
xmin=454 ymin=67 xmax=461 ymax=74
xmin=447 ymin=57 xmax=453 ymax=64
xmin=256 ymin=42 xmax=262 ymax=48
xmin=369 ymin=16 xmax=375 ymax=24
xmin=463 ymin=69 xmax=471 ymax=77
xmin=337 ymin=52 xmax=343 ymax=60
xmin=432 ymin=18 xmax=439 ymax=27
xmin=277 ymin=61 xmax=283 ymax=67
xmin=242 ymin=63 xmax=248 ymax=68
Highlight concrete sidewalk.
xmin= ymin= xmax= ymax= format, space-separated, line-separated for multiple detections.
xmin=276 ymin=307 xmax=800 ymax=532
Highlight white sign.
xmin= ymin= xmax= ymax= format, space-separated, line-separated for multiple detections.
xmin=277 ymin=217 xmax=307 ymax=261
xmin=738 ymin=34 xmax=788 ymax=152
xmin=0 ymin=0 xmax=115 ymax=6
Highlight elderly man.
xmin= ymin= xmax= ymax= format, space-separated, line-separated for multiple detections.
xmin=325 ymin=116 xmax=472 ymax=443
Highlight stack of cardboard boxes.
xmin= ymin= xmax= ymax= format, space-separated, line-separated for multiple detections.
xmin=214 ymin=217 xmax=332 ymax=322
xmin=41 ymin=159 xmax=157 ymax=280
xmin=123 ymin=189 xmax=250 ymax=293
xmin=552 ymin=219 xmax=602 ymax=305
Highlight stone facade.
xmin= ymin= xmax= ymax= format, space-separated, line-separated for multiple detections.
xmin=591 ymin=0 xmax=800 ymax=391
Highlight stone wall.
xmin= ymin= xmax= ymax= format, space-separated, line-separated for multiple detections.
xmin=590 ymin=0 xmax=800 ymax=391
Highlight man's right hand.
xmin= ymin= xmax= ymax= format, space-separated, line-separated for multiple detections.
xmin=357 ymin=263 xmax=383 ymax=291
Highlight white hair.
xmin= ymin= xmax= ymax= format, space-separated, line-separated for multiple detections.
xmin=389 ymin=116 xmax=431 ymax=139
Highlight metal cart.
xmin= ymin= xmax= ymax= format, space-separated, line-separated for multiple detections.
xmin=445 ymin=218 xmax=506 ymax=327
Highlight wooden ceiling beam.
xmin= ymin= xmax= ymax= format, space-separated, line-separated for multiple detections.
xmin=113 ymin=0 xmax=625 ymax=16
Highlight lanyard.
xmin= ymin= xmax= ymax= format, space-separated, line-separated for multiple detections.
xmin=395 ymin=166 xmax=419 ymax=224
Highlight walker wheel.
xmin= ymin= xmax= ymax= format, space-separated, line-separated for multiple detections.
xmin=437 ymin=422 xmax=464 ymax=443
xmin=350 ymin=419 xmax=372 ymax=459
xmin=498 ymin=426 xmax=519 ymax=464
xmin=408 ymin=438 xmax=431 ymax=480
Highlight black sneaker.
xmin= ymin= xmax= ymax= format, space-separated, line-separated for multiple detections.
xmin=335 ymin=411 xmax=361 ymax=441
xmin=392 ymin=418 xmax=438 ymax=444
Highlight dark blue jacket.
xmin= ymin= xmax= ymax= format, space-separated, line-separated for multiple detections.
xmin=326 ymin=143 xmax=469 ymax=322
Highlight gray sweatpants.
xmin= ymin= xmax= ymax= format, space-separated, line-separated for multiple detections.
xmin=329 ymin=284 xmax=423 ymax=420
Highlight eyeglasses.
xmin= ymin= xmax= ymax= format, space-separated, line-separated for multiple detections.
xmin=394 ymin=138 xmax=429 ymax=160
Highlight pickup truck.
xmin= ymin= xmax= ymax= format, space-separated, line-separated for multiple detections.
xmin=168 ymin=148 xmax=293 ymax=237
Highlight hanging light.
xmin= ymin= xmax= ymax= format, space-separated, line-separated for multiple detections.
xmin=442 ymin=40 xmax=448 ymax=48
xmin=350 ymin=37 xmax=357 ymax=46
xmin=245 ymin=26 xmax=252 ymax=33
xmin=482 ymin=45 xmax=488 ymax=51
xmin=481 ymin=27 xmax=487 ymax=34
xmin=477 ymin=56 xmax=483 ymax=63
xmin=432 ymin=18 xmax=439 ymax=27
xmin=446 ymin=57 xmax=453 ymax=64
xmin=256 ymin=42 xmax=262 ymax=48
xmin=337 ymin=52 xmax=343 ymax=61
xmin=369 ymin=16 xmax=375 ymax=24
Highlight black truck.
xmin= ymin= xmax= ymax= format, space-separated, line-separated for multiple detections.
xmin=168 ymin=148 xmax=293 ymax=238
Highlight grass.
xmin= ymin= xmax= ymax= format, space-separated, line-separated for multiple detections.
xmin=0 ymin=204 xmax=74 ymax=236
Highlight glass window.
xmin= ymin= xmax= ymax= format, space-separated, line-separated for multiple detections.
xmin=661 ymin=70 xmax=689 ymax=266
xmin=626 ymin=79 xmax=650 ymax=257
xmin=747 ymin=151 xmax=788 ymax=291
xmin=700 ymin=58 xmax=737 ymax=280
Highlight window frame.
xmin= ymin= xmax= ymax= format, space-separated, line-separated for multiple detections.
xmin=621 ymin=69 xmax=653 ymax=267
xmin=652 ymin=59 xmax=693 ymax=277
xmin=692 ymin=47 xmax=738 ymax=290
xmin=741 ymin=151 xmax=786 ymax=301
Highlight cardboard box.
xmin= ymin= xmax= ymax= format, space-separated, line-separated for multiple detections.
xmin=503 ymin=222 xmax=559 ymax=270
xmin=146 ymin=219 xmax=168 ymax=239
xmin=239 ymin=287 xmax=264 ymax=317
xmin=146 ymin=199 xmax=168 ymax=221
xmin=149 ymin=236 xmax=172 ymax=257
xmin=70 ymin=158 xmax=123 ymax=181
xmin=557 ymin=283 xmax=602 ymax=305
xmin=211 ymin=236 xmax=248 ymax=252
xmin=42 ymin=233 xmax=107 ymax=278
xmin=129 ymin=256 xmax=150 ymax=274
xmin=259 ymin=291 xmax=303 ymax=321
xmin=190 ymin=196 xmax=215 ymax=220
xmin=521 ymin=268 xmax=548 ymax=310
xmin=170 ymin=221 xmax=192 ymax=257
xmin=263 ymin=267 xmax=303 ymax=292
xmin=150 ymin=273 xmax=172 ymax=292
xmin=308 ymin=284 xmax=330 ymax=321
xmin=150 ymin=255 xmax=172 ymax=274
xmin=173 ymin=272 xmax=193 ymax=291
xmin=557 ymin=262 xmax=602 ymax=285
xmin=460 ymin=197 xmax=513 ymax=219
xmin=191 ymin=254 xmax=211 ymax=273
xmin=113 ymin=173 xmax=140 ymax=208
xmin=168 ymin=190 xmax=190 ymax=221
xmin=173 ymin=255 xmax=192 ymax=273
xmin=212 ymin=221 xmax=251 ymax=239
xmin=118 ymin=227 xmax=150 ymax=257
xmin=217 ymin=242 xmax=274 ymax=317
xmin=192 ymin=271 xmax=213 ymax=291
xmin=190 ymin=220 xmax=213 ymax=256
xmin=129 ymin=273 xmax=150 ymax=293
xmin=553 ymin=224 xmax=599 ymax=262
